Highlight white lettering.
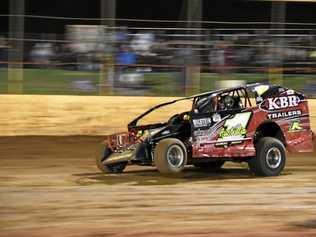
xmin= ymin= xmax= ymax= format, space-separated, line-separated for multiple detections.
xmin=267 ymin=96 xmax=300 ymax=111
xmin=279 ymin=97 xmax=288 ymax=108
xmin=288 ymin=95 xmax=299 ymax=107
xmin=193 ymin=118 xmax=212 ymax=128
xmin=268 ymin=110 xmax=302 ymax=119
xmin=268 ymin=98 xmax=280 ymax=110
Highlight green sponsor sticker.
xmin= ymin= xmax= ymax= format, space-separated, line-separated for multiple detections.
xmin=289 ymin=121 xmax=303 ymax=132
xmin=219 ymin=127 xmax=247 ymax=139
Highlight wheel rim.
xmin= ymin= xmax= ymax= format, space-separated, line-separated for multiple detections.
xmin=167 ymin=145 xmax=184 ymax=168
xmin=265 ymin=147 xmax=282 ymax=169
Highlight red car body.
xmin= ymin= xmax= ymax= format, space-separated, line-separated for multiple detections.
xmin=97 ymin=83 xmax=314 ymax=176
xmin=192 ymin=92 xmax=313 ymax=158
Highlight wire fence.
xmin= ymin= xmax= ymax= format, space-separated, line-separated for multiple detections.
xmin=2 ymin=14 xmax=316 ymax=26
xmin=1 ymin=14 xmax=316 ymax=96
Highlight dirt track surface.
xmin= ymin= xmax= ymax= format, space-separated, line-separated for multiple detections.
xmin=0 ymin=136 xmax=316 ymax=237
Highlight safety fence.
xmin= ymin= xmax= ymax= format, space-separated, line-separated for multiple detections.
xmin=1 ymin=14 xmax=316 ymax=96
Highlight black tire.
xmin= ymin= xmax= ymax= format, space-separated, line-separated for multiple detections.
xmin=95 ymin=144 xmax=127 ymax=174
xmin=248 ymin=137 xmax=286 ymax=176
xmin=193 ymin=160 xmax=225 ymax=171
xmin=154 ymin=138 xmax=187 ymax=175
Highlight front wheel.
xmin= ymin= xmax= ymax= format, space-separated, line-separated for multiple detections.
xmin=154 ymin=138 xmax=187 ymax=175
xmin=248 ymin=137 xmax=286 ymax=176
xmin=95 ymin=144 xmax=127 ymax=174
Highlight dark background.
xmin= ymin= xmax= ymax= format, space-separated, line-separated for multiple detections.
xmin=0 ymin=0 xmax=316 ymax=34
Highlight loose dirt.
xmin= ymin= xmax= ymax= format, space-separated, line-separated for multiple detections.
xmin=0 ymin=136 xmax=315 ymax=237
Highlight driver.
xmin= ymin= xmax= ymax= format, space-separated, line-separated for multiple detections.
xmin=219 ymin=95 xmax=235 ymax=110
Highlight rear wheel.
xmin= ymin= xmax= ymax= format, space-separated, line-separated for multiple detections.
xmin=248 ymin=137 xmax=286 ymax=176
xmin=154 ymin=138 xmax=187 ymax=175
xmin=193 ymin=160 xmax=225 ymax=171
xmin=95 ymin=144 xmax=127 ymax=174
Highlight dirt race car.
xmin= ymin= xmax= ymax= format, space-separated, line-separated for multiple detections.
xmin=96 ymin=83 xmax=314 ymax=176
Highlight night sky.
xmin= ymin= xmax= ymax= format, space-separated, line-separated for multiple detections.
xmin=0 ymin=0 xmax=316 ymax=34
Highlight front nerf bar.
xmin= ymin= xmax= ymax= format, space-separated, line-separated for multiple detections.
xmin=102 ymin=149 xmax=135 ymax=165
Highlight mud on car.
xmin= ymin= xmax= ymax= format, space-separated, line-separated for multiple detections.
xmin=96 ymin=83 xmax=314 ymax=176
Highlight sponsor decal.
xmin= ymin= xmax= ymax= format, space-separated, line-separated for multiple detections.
xmin=289 ymin=121 xmax=303 ymax=132
xmin=219 ymin=127 xmax=247 ymax=139
xmin=221 ymin=112 xmax=252 ymax=131
xmin=254 ymin=85 xmax=270 ymax=96
xmin=286 ymin=89 xmax=294 ymax=95
xmin=212 ymin=113 xmax=221 ymax=123
xmin=193 ymin=115 xmax=229 ymax=142
xmin=261 ymin=96 xmax=300 ymax=111
xmin=193 ymin=113 xmax=251 ymax=146
xmin=194 ymin=130 xmax=208 ymax=136
xmin=193 ymin=118 xmax=212 ymax=128
xmin=196 ymin=135 xmax=210 ymax=143
xmin=268 ymin=110 xmax=302 ymax=119
xmin=216 ymin=112 xmax=252 ymax=145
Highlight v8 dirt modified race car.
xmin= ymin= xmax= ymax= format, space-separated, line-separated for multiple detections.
xmin=96 ymin=83 xmax=314 ymax=176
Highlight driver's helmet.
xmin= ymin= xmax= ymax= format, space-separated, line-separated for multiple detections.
xmin=223 ymin=95 xmax=235 ymax=110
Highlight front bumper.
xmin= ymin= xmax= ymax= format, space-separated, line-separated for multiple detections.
xmin=104 ymin=132 xmax=133 ymax=152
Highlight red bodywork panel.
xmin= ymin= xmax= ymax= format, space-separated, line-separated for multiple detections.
xmin=192 ymin=90 xmax=314 ymax=158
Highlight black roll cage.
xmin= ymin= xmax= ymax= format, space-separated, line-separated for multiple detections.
xmin=128 ymin=85 xmax=254 ymax=129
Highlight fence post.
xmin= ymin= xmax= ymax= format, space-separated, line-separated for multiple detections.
xmin=100 ymin=0 xmax=116 ymax=95
xmin=269 ymin=1 xmax=286 ymax=86
xmin=100 ymin=53 xmax=114 ymax=96
xmin=8 ymin=0 xmax=25 ymax=94
xmin=186 ymin=0 xmax=202 ymax=95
